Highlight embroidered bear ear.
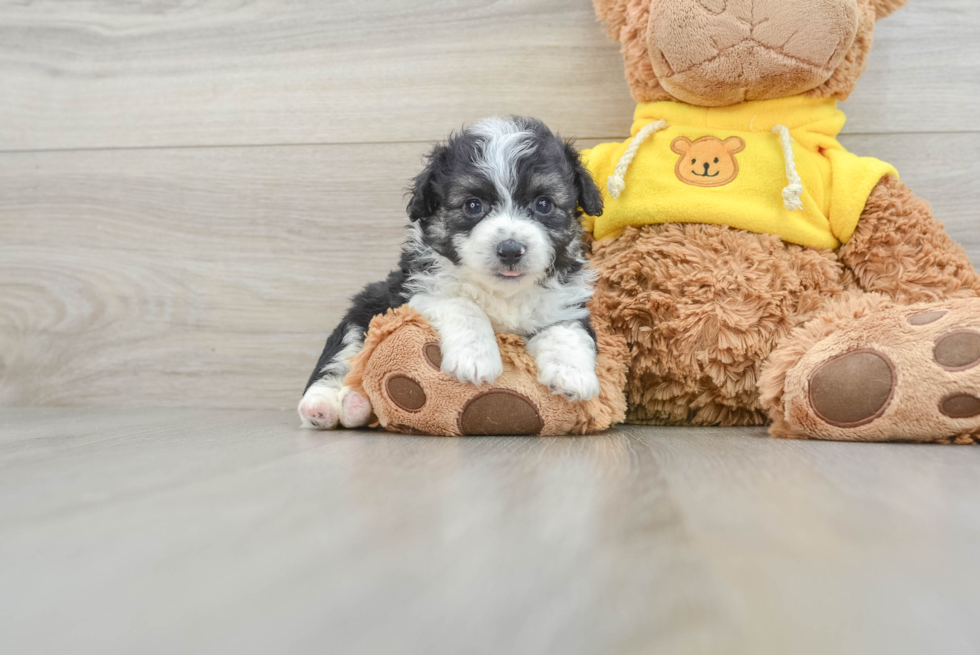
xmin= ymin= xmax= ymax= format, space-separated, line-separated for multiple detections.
xmin=723 ymin=137 xmax=746 ymax=155
xmin=670 ymin=137 xmax=693 ymax=156
xmin=870 ymin=0 xmax=908 ymax=19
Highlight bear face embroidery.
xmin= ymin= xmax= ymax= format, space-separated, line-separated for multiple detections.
xmin=671 ymin=136 xmax=746 ymax=188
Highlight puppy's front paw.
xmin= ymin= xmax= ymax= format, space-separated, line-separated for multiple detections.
xmin=298 ymin=384 xmax=342 ymax=429
xmin=441 ymin=339 xmax=504 ymax=386
xmin=538 ymin=361 xmax=601 ymax=402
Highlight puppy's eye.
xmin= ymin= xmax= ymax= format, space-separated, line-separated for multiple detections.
xmin=714 ymin=157 xmax=719 ymax=164
xmin=534 ymin=197 xmax=554 ymax=215
xmin=463 ymin=198 xmax=484 ymax=217
xmin=692 ymin=159 xmax=697 ymax=165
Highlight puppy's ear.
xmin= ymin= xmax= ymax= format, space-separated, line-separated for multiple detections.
xmin=406 ymin=144 xmax=448 ymax=222
xmin=564 ymin=141 xmax=604 ymax=218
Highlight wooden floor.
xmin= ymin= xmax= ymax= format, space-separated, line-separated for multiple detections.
xmin=2 ymin=408 xmax=980 ymax=655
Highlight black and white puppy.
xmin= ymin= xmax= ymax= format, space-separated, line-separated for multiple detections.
xmin=299 ymin=116 xmax=604 ymax=429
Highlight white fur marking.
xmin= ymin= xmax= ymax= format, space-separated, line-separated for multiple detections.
xmin=470 ymin=117 xmax=535 ymax=200
xmin=409 ymin=295 xmax=503 ymax=386
xmin=318 ymin=326 xmax=364 ymax=379
xmin=301 ymin=327 xmax=367 ymax=430
xmin=298 ymin=380 xmax=342 ymax=429
xmin=527 ymin=323 xmax=600 ymax=402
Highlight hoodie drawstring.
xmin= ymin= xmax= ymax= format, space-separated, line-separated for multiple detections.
xmin=607 ymin=119 xmax=669 ymax=199
xmin=772 ymin=125 xmax=804 ymax=211
xmin=608 ymin=119 xmax=804 ymax=212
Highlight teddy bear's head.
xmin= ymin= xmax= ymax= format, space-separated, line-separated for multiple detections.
xmin=594 ymin=0 xmax=908 ymax=106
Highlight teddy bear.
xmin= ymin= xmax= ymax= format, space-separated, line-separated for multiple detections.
xmin=347 ymin=0 xmax=980 ymax=442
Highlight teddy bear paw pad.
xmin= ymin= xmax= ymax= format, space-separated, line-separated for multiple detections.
xmin=458 ymin=390 xmax=544 ymax=436
xmin=940 ymin=394 xmax=980 ymax=419
xmin=385 ymin=375 xmax=427 ymax=412
xmin=933 ymin=331 xmax=980 ymax=371
xmin=808 ymin=349 xmax=896 ymax=427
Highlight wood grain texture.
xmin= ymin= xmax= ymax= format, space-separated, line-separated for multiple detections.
xmin=2 ymin=409 xmax=980 ymax=655
xmin=0 ymin=0 xmax=977 ymax=151
xmin=2 ymin=134 xmax=978 ymax=410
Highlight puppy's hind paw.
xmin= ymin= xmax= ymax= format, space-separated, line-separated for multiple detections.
xmin=339 ymin=387 xmax=373 ymax=428
xmin=298 ymin=385 xmax=342 ymax=430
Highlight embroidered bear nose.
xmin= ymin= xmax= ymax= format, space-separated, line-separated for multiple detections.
xmin=497 ymin=240 xmax=526 ymax=266
xmin=703 ymin=162 xmax=711 ymax=173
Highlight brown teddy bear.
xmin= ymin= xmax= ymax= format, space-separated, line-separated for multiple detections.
xmin=349 ymin=0 xmax=980 ymax=442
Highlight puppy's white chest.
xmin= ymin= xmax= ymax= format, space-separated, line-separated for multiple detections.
xmin=481 ymin=297 xmax=536 ymax=336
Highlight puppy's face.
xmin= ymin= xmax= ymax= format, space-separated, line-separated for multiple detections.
xmin=407 ymin=117 xmax=603 ymax=291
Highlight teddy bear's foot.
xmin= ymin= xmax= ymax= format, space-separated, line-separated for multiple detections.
xmin=763 ymin=297 xmax=980 ymax=442
xmin=344 ymin=307 xmax=628 ymax=436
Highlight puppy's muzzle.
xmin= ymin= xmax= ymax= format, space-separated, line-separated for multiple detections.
xmin=496 ymin=239 xmax=526 ymax=267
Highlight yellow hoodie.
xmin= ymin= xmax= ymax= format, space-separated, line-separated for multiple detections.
xmin=582 ymin=96 xmax=897 ymax=250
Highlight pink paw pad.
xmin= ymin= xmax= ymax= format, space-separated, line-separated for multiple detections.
xmin=299 ymin=395 xmax=340 ymax=429
xmin=340 ymin=390 xmax=373 ymax=428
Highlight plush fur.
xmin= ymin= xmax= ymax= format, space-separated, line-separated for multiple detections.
xmin=838 ymin=176 xmax=980 ymax=303
xmin=586 ymin=0 xmax=980 ymax=443
xmin=593 ymin=0 xmax=906 ymax=105
xmin=587 ymin=222 xmax=847 ymax=426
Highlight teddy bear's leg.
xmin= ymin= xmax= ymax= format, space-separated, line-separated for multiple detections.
xmin=760 ymin=294 xmax=980 ymax=442
xmin=587 ymin=224 xmax=846 ymax=426
xmin=760 ymin=178 xmax=980 ymax=442
xmin=838 ymin=176 xmax=980 ymax=303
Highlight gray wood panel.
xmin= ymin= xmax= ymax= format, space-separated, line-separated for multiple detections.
xmin=2 ymin=409 xmax=979 ymax=655
xmin=1 ymin=0 xmax=977 ymax=152
xmin=2 ymin=133 xmax=977 ymax=410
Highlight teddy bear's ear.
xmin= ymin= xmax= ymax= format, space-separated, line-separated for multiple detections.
xmin=593 ymin=0 xmax=631 ymax=42
xmin=871 ymin=0 xmax=908 ymax=19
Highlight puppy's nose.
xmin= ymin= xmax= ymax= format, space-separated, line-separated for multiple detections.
xmin=703 ymin=162 xmax=711 ymax=173
xmin=496 ymin=240 xmax=526 ymax=267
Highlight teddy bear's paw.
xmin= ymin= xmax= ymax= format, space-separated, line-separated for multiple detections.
xmin=537 ymin=360 xmax=601 ymax=402
xmin=298 ymin=383 xmax=342 ymax=430
xmin=439 ymin=338 xmax=504 ymax=386
xmin=782 ymin=300 xmax=980 ymax=442
xmin=338 ymin=387 xmax=373 ymax=428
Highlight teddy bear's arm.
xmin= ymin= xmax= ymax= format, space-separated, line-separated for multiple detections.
xmin=838 ymin=176 xmax=980 ymax=304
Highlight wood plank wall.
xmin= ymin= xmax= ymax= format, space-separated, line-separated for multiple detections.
xmin=1 ymin=0 xmax=978 ymax=410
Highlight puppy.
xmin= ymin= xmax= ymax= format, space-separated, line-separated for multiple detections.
xmin=299 ymin=116 xmax=604 ymax=429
